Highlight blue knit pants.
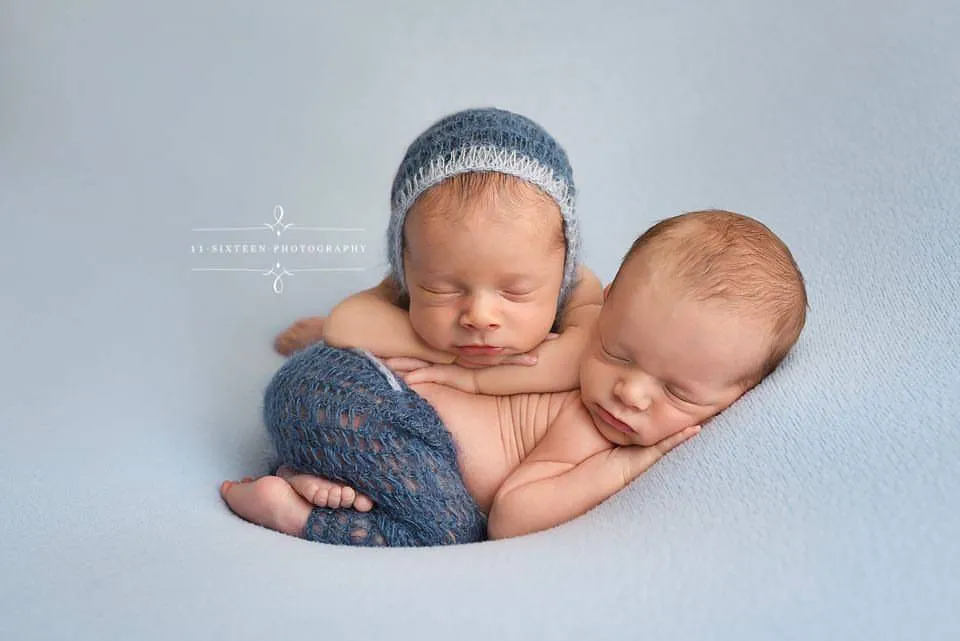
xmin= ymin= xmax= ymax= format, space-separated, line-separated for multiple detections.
xmin=263 ymin=343 xmax=487 ymax=547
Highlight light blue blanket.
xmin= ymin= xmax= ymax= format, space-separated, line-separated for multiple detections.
xmin=2 ymin=1 xmax=957 ymax=640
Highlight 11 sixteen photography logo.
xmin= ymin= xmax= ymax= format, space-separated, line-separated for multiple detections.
xmin=190 ymin=205 xmax=368 ymax=294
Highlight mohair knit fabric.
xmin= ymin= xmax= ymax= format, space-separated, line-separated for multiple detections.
xmin=264 ymin=342 xmax=487 ymax=547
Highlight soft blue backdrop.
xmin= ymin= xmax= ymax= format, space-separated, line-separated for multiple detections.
xmin=2 ymin=1 xmax=958 ymax=639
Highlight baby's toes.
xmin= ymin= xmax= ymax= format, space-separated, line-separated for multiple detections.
xmin=339 ymin=486 xmax=357 ymax=508
xmin=306 ymin=484 xmax=328 ymax=507
xmin=326 ymin=485 xmax=343 ymax=508
xmin=354 ymin=494 xmax=374 ymax=512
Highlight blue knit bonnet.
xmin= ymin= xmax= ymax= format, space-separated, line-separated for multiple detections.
xmin=387 ymin=107 xmax=580 ymax=309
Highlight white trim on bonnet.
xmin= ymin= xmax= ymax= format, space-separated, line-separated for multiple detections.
xmin=391 ymin=145 xmax=575 ymax=219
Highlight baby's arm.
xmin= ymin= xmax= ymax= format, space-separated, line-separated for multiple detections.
xmin=487 ymin=397 xmax=699 ymax=540
xmin=402 ymin=266 xmax=603 ymax=395
xmin=321 ymin=277 xmax=456 ymax=364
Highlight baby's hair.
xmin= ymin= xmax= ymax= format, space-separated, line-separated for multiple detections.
xmin=614 ymin=209 xmax=807 ymax=383
xmin=407 ymin=172 xmax=565 ymax=252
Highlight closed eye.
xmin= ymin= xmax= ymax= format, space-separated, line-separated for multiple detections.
xmin=665 ymin=386 xmax=698 ymax=405
xmin=421 ymin=286 xmax=460 ymax=296
xmin=500 ymin=289 xmax=536 ymax=300
xmin=600 ymin=338 xmax=630 ymax=364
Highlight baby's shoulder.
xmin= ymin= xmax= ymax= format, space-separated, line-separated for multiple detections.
xmin=372 ymin=275 xmax=409 ymax=309
xmin=572 ymin=265 xmax=603 ymax=298
xmin=557 ymin=265 xmax=603 ymax=328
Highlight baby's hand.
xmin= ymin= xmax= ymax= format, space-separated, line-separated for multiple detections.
xmin=393 ymin=362 xmax=480 ymax=393
xmin=382 ymin=357 xmax=433 ymax=373
xmin=614 ymin=425 xmax=701 ymax=483
xmin=384 ymin=332 xmax=561 ymax=392
xmin=274 ymin=316 xmax=326 ymax=356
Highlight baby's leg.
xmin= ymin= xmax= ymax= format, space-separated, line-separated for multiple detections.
xmin=276 ymin=464 xmax=374 ymax=512
xmin=220 ymin=476 xmax=417 ymax=547
xmin=274 ymin=316 xmax=325 ymax=356
xmin=263 ymin=343 xmax=487 ymax=546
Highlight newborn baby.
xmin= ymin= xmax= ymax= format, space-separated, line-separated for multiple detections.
xmin=222 ymin=210 xmax=806 ymax=543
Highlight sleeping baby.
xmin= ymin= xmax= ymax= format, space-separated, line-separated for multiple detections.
xmin=222 ymin=208 xmax=806 ymax=544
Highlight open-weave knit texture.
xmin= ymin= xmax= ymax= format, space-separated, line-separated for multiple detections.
xmin=264 ymin=343 xmax=487 ymax=547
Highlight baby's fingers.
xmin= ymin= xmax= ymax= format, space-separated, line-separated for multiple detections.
xmin=403 ymin=365 xmax=477 ymax=393
xmin=655 ymin=424 xmax=702 ymax=455
xmin=499 ymin=353 xmax=538 ymax=366
xmin=402 ymin=366 xmax=442 ymax=385
xmin=383 ymin=357 xmax=432 ymax=373
xmin=622 ymin=425 xmax=701 ymax=480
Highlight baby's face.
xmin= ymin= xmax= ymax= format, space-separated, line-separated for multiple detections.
xmin=579 ymin=258 xmax=773 ymax=447
xmin=402 ymin=195 xmax=565 ymax=367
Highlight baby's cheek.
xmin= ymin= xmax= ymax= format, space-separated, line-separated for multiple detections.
xmin=531 ymin=301 xmax=562 ymax=339
xmin=579 ymin=358 xmax=606 ymax=398
xmin=649 ymin=405 xmax=690 ymax=441
xmin=506 ymin=312 xmax=550 ymax=350
xmin=409 ymin=306 xmax=449 ymax=346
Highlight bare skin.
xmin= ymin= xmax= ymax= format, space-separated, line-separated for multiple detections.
xmin=274 ymin=316 xmax=325 ymax=357
xmin=260 ymin=194 xmax=604 ymax=517
xmin=220 ymin=378 xmax=695 ymax=539
xmin=224 ymin=210 xmax=802 ymax=540
xmin=222 ymin=247 xmax=775 ymax=539
xmin=275 ymin=465 xmax=374 ymax=512
xmin=220 ymin=382 xmax=570 ymax=533
xmin=219 ymin=476 xmax=312 ymax=537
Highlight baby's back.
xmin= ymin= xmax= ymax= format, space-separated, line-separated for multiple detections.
xmin=411 ymin=383 xmax=575 ymax=512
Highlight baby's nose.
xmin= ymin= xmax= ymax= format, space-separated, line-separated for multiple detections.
xmin=460 ymin=293 xmax=502 ymax=330
xmin=617 ymin=376 xmax=654 ymax=411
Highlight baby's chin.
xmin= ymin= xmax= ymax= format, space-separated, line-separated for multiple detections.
xmin=450 ymin=344 xmax=536 ymax=368
xmin=454 ymin=353 xmax=509 ymax=368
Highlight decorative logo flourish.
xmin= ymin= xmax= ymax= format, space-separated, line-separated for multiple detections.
xmin=192 ymin=205 xmax=365 ymax=237
xmin=190 ymin=205 xmax=367 ymax=294
xmin=190 ymin=263 xmax=366 ymax=294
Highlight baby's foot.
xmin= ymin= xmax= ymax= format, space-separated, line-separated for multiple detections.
xmin=220 ymin=476 xmax=312 ymax=537
xmin=276 ymin=465 xmax=374 ymax=512
xmin=274 ymin=316 xmax=325 ymax=356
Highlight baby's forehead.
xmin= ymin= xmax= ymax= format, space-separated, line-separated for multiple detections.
xmin=410 ymin=204 xmax=552 ymax=229
xmin=404 ymin=195 xmax=564 ymax=263
xmin=403 ymin=222 xmax=564 ymax=278
xmin=405 ymin=211 xmax=557 ymax=252
xmin=600 ymin=290 xmax=773 ymax=379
